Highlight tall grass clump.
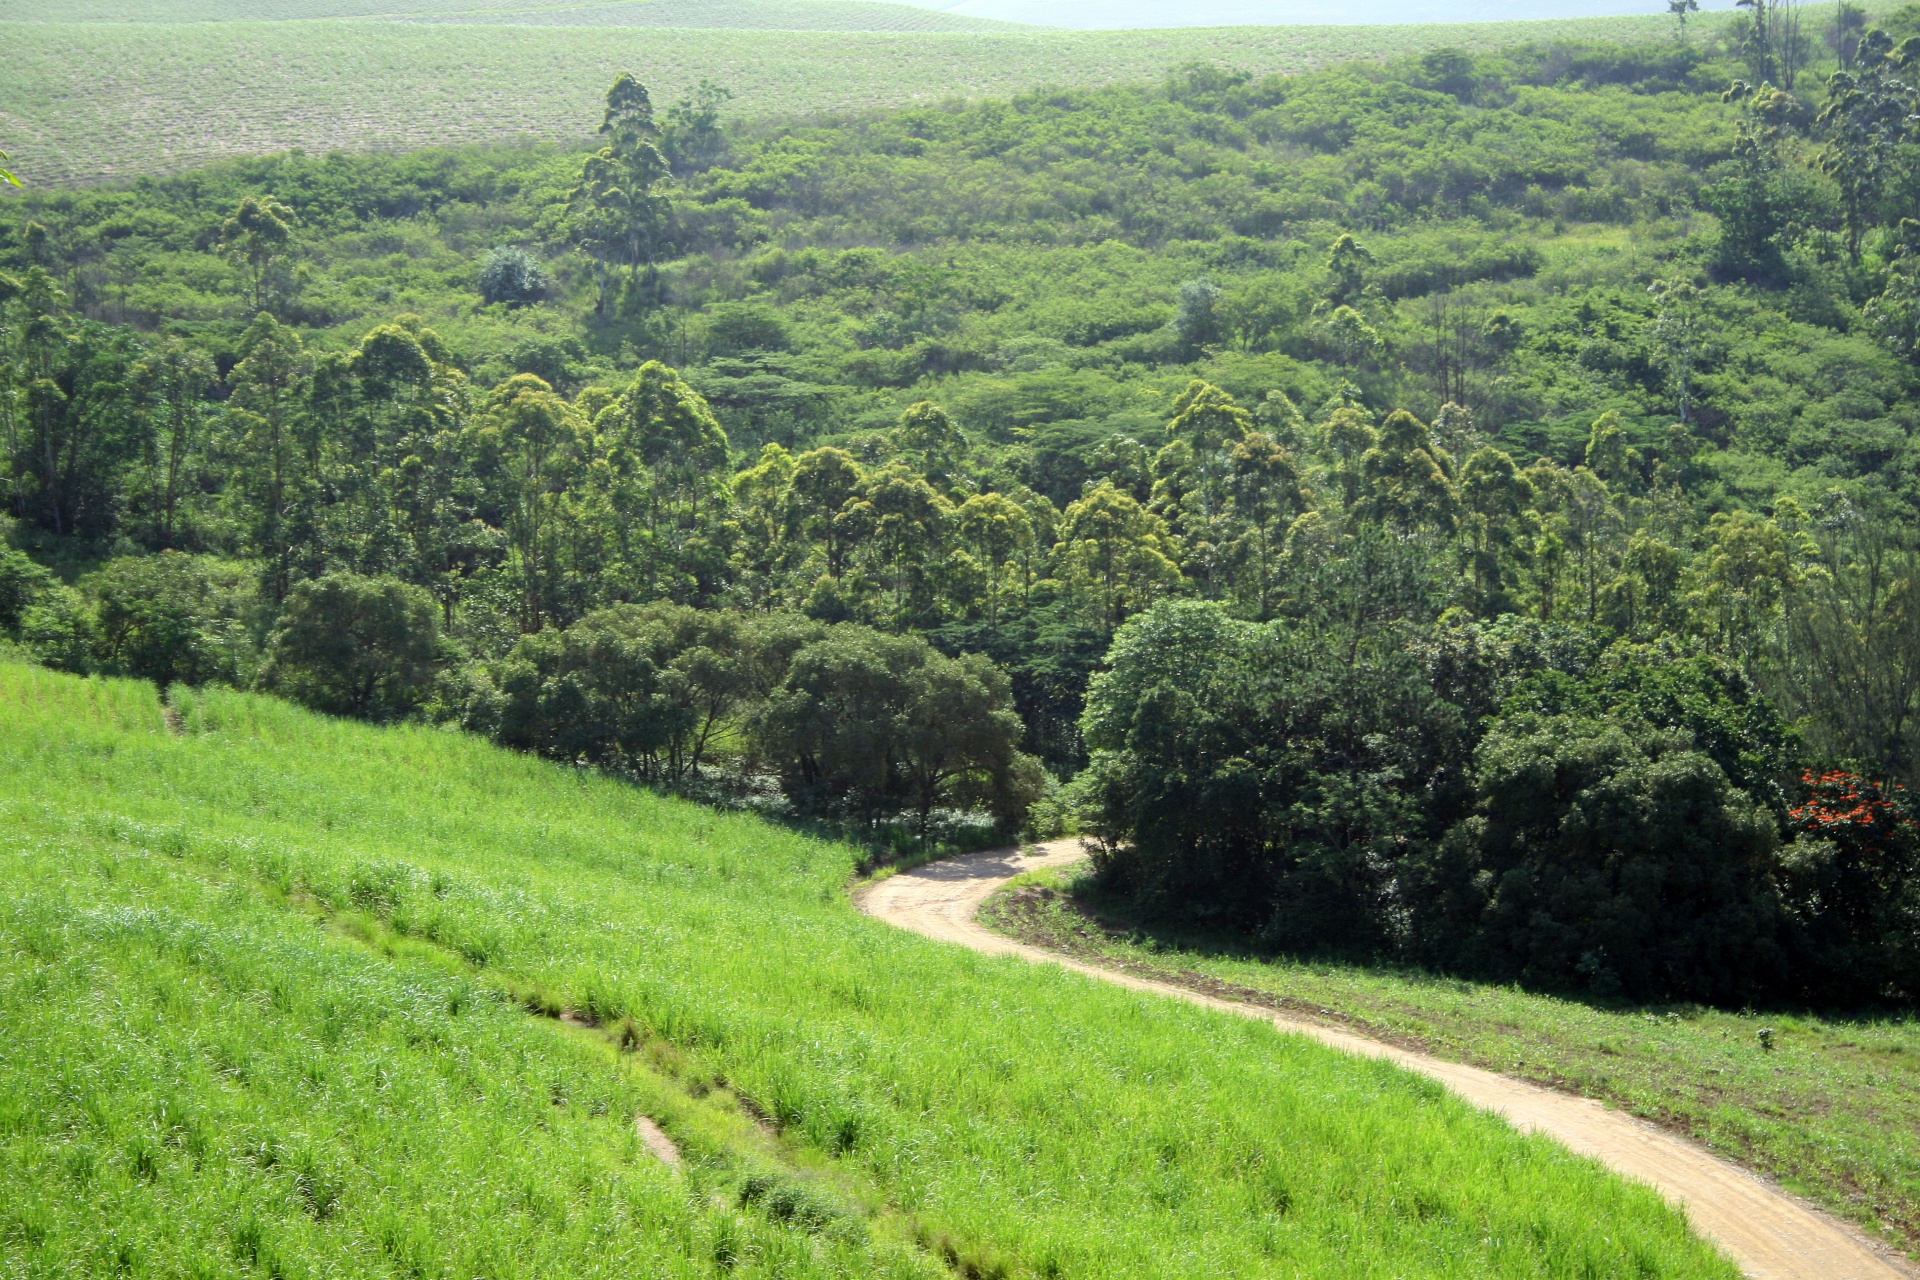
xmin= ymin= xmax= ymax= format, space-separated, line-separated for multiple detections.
xmin=0 ymin=662 xmax=1739 ymax=1279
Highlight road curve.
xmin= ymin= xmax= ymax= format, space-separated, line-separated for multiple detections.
xmin=856 ymin=840 xmax=1914 ymax=1280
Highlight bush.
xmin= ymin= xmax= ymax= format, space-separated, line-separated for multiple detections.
xmin=258 ymin=572 xmax=441 ymax=720
xmin=87 ymin=552 xmax=259 ymax=688
xmin=478 ymin=246 xmax=548 ymax=306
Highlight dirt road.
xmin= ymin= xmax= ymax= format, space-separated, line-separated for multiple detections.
xmin=857 ymin=840 xmax=1913 ymax=1280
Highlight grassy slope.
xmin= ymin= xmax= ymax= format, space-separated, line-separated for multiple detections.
xmin=0 ymin=0 xmax=1025 ymax=30
xmin=983 ymin=869 xmax=1920 ymax=1261
xmin=0 ymin=11 xmax=1706 ymax=185
xmin=0 ymin=661 xmax=1739 ymax=1279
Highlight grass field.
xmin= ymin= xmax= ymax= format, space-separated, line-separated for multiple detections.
xmin=983 ymin=868 xmax=1920 ymax=1263
xmin=0 ymin=10 xmax=1712 ymax=186
xmin=0 ymin=660 xmax=1742 ymax=1279
xmin=0 ymin=0 xmax=1023 ymax=30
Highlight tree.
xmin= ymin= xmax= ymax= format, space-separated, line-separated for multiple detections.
xmin=787 ymin=447 xmax=864 ymax=581
xmin=1172 ymin=278 xmax=1224 ymax=350
xmin=479 ymin=246 xmax=549 ymax=307
xmin=1669 ymin=0 xmax=1700 ymax=42
xmin=1419 ymin=714 xmax=1786 ymax=1003
xmin=1324 ymin=233 xmax=1373 ymax=305
xmin=754 ymin=625 xmax=1038 ymax=836
xmin=218 ymin=195 xmax=296 ymax=315
xmin=1816 ymin=31 xmax=1919 ymax=262
xmin=258 ymin=572 xmax=442 ymax=720
xmin=89 ymin=552 xmax=258 ymax=689
xmin=472 ymin=603 xmax=790 ymax=781
xmin=1458 ymin=446 xmax=1532 ymax=615
xmin=1056 ymin=481 xmax=1181 ymax=633
xmin=1360 ymin=409 xmax=1455 ymax=532
xmin=0 ymin=149 xmax=19 ymax=188
xmin=226 ymin=313 xmax=311 ymax=604
xmin=595 ymin=361 xmax=731 ymax=603
xmin=662 ymin=79 xmax=733 ymax=175
xmin=0 ymin=547 xmax=52 ymax=635
xmin=475 ymin=373 xmax=585 ymax=632
xmin=1703 ymin=81 xmax=1799 ymax=281
xmin=957 ymin=491 xmax=1034 ymax=626
xmin=571 ymin=72 xmax=674 ymax=312
xmin=132 ymin=338 xmax=216 ymax=549
xmin=1647 ymin=276 xmax=1702 ymax=425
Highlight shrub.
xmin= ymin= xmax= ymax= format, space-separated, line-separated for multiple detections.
xmin=257 ymin=572 xmax=441 ymax=720
xmin=478 ymin=246 xmax=548 ymax=306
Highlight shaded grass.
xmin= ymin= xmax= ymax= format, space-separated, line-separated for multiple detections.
xmin=0 ymin=11 xmax=1721 ymax=185
xmin=0 ymin=661 xmax=1744 ymax=1278
xmin=982 ymin=864 xmax=1920 ymax=1261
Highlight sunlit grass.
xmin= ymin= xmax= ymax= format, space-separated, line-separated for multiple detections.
xmin=985 ymin=863 xmax=1920 ymax=1259
xmin=0 ymin=662 xmax=1738 ymax=1278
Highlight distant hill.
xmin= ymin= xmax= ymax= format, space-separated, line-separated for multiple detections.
xmin=0 ymin=7 xmax=1715 ymax=185
xmin=0 ymin=0 xmax=1026 ymax=30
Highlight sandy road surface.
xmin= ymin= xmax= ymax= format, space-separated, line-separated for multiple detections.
xmin=856 ymin=840 xmax=1914 ymax=1280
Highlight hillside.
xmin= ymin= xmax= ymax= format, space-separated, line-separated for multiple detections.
xmin=0 ymin=10 xmax=1706 ymax=184
xmin=0 ymin=662 xmax=1737 ymax=1278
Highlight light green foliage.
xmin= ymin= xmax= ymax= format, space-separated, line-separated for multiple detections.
xmin=0 ymin=661 xmax=1740 ymax=1278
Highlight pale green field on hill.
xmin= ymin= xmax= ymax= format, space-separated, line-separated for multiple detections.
xmin=0 ymin=8 xmax=1711 ymax=185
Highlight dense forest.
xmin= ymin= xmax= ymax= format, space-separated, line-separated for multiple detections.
xmin=5 ymin=5 xmax=1920 ymax=1005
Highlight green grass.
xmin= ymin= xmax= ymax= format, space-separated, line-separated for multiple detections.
xmin=0 ymin=11 xmax=1717 ymax=186
xmin=983 ymin=866 xmax=1920 ymax=1262
xmin=0 ymin=660 xmax=1740 ymax=1279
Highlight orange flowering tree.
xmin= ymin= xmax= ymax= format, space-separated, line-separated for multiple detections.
xmin=1784 ymin=769 xmax=1920 ymax=999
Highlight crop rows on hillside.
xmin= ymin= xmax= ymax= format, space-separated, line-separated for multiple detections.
xmin=0 ymin=0 xmax=1023 ymax=31
xmin=0 ymin=12 xmax=1699 ymax=186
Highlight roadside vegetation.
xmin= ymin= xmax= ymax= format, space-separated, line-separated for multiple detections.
xmin=0 ymin=661 xmax=1740 ymax=1279
xmin=983 ymin=861 xmax=1920 ymax=1259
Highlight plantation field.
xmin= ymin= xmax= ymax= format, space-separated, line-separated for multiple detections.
xmin=0 ymin=660 xmax=1741 ymax=1279
xmin=0 ymin=0 xmax=1022 ymax=31
xmin=984 ymin=870 xmax=1920 ymax=1261
xmin=0 ymin=10 xmax=1708 ymax=185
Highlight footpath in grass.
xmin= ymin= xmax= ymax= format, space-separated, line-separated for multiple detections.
xmin=0 ymin=662 xmax=1741 ymax=1279
xmin=982 ymin=863 xmax=1920 ymax=1263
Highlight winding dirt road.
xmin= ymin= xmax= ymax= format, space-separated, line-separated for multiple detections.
xmin=857 ymin=840 xmax=1914 ymax=1280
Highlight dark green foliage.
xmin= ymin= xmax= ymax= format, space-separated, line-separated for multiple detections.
xmin=257 ymin=572 xmax=442 ymax=719
xmin=1780 ymin=770 xmax=1920 ymax=1000
xmin=754 ymin=624 xmax=1042 ymax=834
xmin=87 ymin=552 xmax=258 ymax=687
xmin=4 ymin=33 xmax=1920 ymax=998
xmin=479 ymin=246 xmax=549 ymax=306
xmin=466 ymin=603 xmax=815 ymax=781
xmin=1416 ymin=715 xmax=1786 ymax=1003
xmin=0 ymin=548 xmax=52 ymax=635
